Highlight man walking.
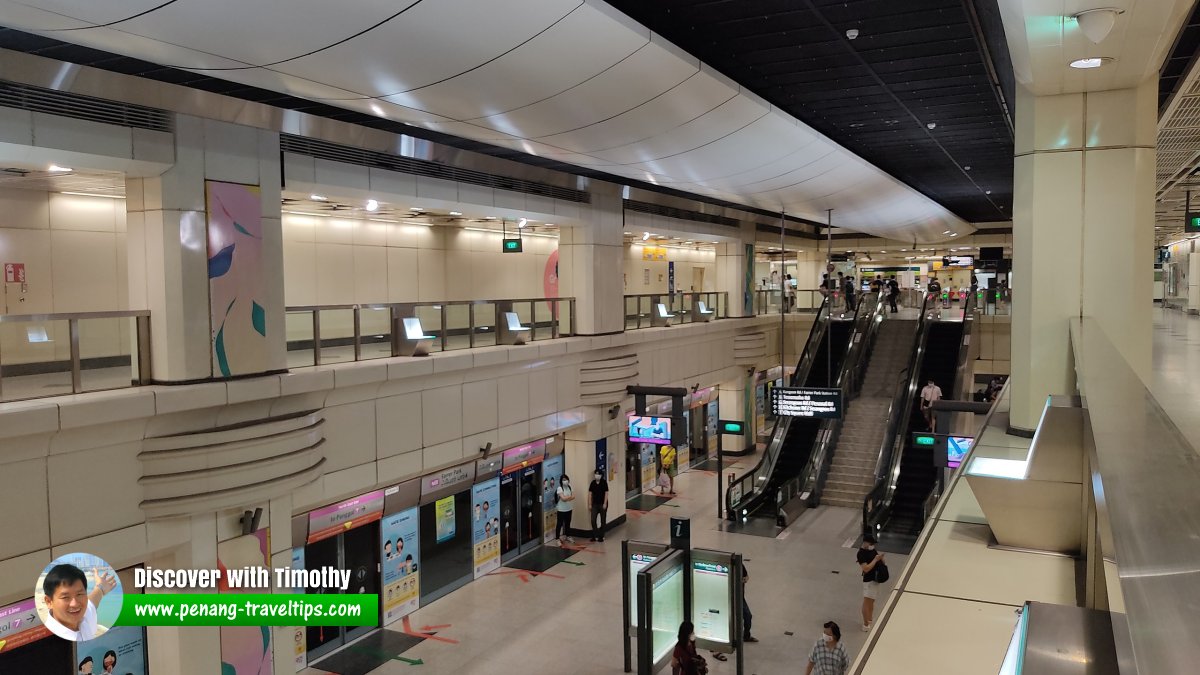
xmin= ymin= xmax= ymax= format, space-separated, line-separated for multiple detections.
xmin=588 ymin=469 xmax=609 ymax=542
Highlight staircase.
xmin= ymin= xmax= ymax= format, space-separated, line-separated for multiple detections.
xmin=822 ymin=319 xmax=917 ymax=508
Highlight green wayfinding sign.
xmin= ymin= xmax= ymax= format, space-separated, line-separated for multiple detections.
xmin=914 ymin=435 xmax=937 ymax=446
xmin=719 ymin=420 xmax=745 ymax=435
xmin=502 ymin=238 xmax=523 ymax=252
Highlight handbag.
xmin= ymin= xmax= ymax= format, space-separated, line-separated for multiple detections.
xmin=874 ymin=561 xmax=890 ymax=584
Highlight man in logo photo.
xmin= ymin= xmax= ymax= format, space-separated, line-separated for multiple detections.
xmin=42 ymin=563 xmax=116 ymax=642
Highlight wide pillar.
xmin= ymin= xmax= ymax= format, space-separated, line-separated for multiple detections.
xmin=558 ymin=182 xmax=625 ymax=335
xmin=718 ymin=373 xmax=755 ymax=453
xmin=716 ymin=221 xmax=757 ymax=317
xmin=1010 ymin=82 xmax=1155 ymax=430
xmin=126 ymin=114 xmax=286 ymax=382
xmin=564 ymin=412 xmax=628 ymax=536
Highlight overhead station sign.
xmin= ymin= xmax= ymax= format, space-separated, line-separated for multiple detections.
xmin=770 ymin=387 xmax=843 ymax=420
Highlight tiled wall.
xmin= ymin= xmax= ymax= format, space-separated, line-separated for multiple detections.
xmin=0 ymin=189 xmax=130 ymax=364
xmin=623 ymin=244 xmax=716 ymax=293
xmin=0 ymin=314 xmax=801 ymax=607
xmin=281 ymin=213 xmax=558 ymax=306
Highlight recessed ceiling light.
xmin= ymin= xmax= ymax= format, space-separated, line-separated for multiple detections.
xmin=642 ymin=232 xmax=650 ymax=241
xmin=1070 ymin=57 xmax=1112 ymax=69
xmin=486 ymin=216 xmax=497 ymax=220
xmin=985 ymin=190 xmax=992 ymax=195
xmin=450 ymin=211 xmax=463 ymax=216
xmin=950 ymin=232 xmax=958 ymax=236
xmin=61 ymin=191 xmax=125 ymax=199
xmin=545 ymin=223 xmax=555 ymax=227
xmin=846 ymin=28 xmax=860 ymax=40
xmin=518 ymin=218 xmax=528 ymax=228
xmin=943 ymin=230 xmax=953 ymax=235
xmin=48 ymin=164 xmax=72 ymax=172
xmin=310 ymin=194 xmax=327 ymax=201
xmin=410 ymin=207 xmax=424 ymax=212
xmin=963 ymin=165 xmax=971 ymax=171
xmin=926 ymin=122 xmax=937 ymax=130
xmin=365 ymin=199 xmax=379 ymax=212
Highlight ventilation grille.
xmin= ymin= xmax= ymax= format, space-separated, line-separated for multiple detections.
xmin=0 ymin=80 xmax=171 ymax=132
xmin=281 ymin=135 xmax=589 ymax=204
xmin=623 ymin=199 xmax=740 ymax=228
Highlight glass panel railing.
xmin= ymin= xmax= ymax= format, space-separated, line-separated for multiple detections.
xmin=415 ymin=304 xmax=446 ymax=353
xmin=316 ymin=308 xmax=355 ymax=365
xmin=358 ymin=306 xmax=392 ymax=360
xmin=472 ymin=302 xmax=497 ymax=347
xmin=285 ymin=310 xmax=316 ymax=368
xmin=444 ymin=303 xmax=470 ymax=351
xmin=0 ymin=311 xmax=150 ymax=403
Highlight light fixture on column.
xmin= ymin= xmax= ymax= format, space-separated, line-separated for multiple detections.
xmin=642 ymin=232 xmax=650 ymax=241
xmin=48 ymin=164 xmax=72 ymax=173
xmin=518 ymin=218 xmax=527 ymax=228
xmin=365 ymin=199 xmax=379 ymax=212
xmin=1073 ymin=8 xmax=1123 ymax=44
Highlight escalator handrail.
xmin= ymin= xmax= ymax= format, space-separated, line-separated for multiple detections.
xmin=725 ymin=295 xmax=833 ymax=518
xmin=862 ymin=291 xmax=934 ymax=534
xmin=798 ymin=292 xmax=887 ymax=506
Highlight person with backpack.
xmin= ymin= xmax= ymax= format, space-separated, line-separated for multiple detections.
xmin=857 ymin=535 xmax=887 ymax=632
xmin=887 ymin=277 xmax=900 ymax=313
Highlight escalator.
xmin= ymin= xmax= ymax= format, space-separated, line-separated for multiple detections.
xmin=863 ymin=291 xmax=976 ymax=544
xmin=886 ymin=320 xmax=966 ymax=536
xmin=725 ymin=296 xmax=856 ymax=522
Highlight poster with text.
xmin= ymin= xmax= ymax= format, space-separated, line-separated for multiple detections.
xmin=290 ymin=548 xmax=305 ymax=672
xmin=541 ymin=455 xmax=563 ymax=543
xmin=381 ymin=508 xmax=420 ymax=625
xmin=472 ymin=479 xmax=501 ymax=578
xmin=79 ymin=625 xmax=147 ymax=675
xmin=218 ymin=529 xmax=273 ymax=675
xmin=206 ymin=179 xmax=275 ymax=378
xmin=435 ymin=496 xmax=456 ymax=543
xmin=640 ymin=445 xmax=656 ymax=491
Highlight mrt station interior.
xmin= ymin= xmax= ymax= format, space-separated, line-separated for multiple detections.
xmin=0 ymin=1 xmax=1196 ymax=674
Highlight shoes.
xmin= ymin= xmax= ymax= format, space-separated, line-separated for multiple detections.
xmin=712 ymin=653 xmax=728 ymax=661
xmin=589 ymin=537 xmax=597 ymax=542
xmin=744 ymin=635 xmax=758 ymax=643
xmin=599 ymin=537 xmax=605 ymax=542
xmin=861 ymin=623 xmax=871 ymax=632
xmin=566 ymin=537 xmax=575 ymax=544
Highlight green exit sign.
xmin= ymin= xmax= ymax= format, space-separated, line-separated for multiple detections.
xmin=1188 ymin=213 xmax=1200 ymax=233
xmin=915 ymin=435 xmax=936 ymax=446
xmin=719 ymin=420 xmax=745 ymax=435
xmin=502 ymin=238 xmax=523 ymax=253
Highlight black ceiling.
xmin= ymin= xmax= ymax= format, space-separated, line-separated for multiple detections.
xmin=1159 ymin=0 xmax=1200 ymax=114
xmin=605 ymin=0 xmax=1015 ymax=223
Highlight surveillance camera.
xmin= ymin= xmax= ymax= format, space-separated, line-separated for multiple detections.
xmin=608 ymin=404 xmax=620 ymax=420
xmin=846 ymin=28 xmax=860 ymax=40
xmin=480 ymin=441 xmax=492 ymax=455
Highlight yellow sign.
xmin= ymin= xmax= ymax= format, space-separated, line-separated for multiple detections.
xmin=642 ymin=246 xmax=667 ymax=261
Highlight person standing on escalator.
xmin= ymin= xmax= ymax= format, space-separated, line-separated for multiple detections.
xmin=921 ymin=378 xmax=943 ymax=432
xmin=887 ymin=276 xmax=900 ymax=313
xmin=843 ymin=275 xmax=856 ymax=312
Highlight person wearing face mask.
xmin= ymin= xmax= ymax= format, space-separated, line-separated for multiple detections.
xmin=587 ymin=469 xmax=609 ymax=542
xmin=671 ymin=620 xmax=707 ymax=675
xmin=805 ymin=621 xmax=848 ymax=675
xmin=857 ymin=534 xmax=885 ymax=631
xmin=555 ymin=474 xmax=576 ymax=545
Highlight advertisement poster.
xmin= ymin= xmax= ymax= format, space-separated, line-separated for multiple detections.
xmin=435 ymin=495 xmax=456 ymax=543
xmin=290 ymin=548 xmax=306 ymax=671
xmin=755 ymin=383 xmax=766 ymax=432
xmin=381 ymin=508 xmax=420 ymax=624
xmin=472 ymin=479 xmax=502 ymax=578
xmin=541 ymin=455 xmax=563 ymax=543
xmin=205 ymin=179 xmax=270 ymax=378
xmin=706 ymin=400 xmax=719 ymax=455
xmin=640 ymin=445 xmax=656 ymax=491
xmin=80 ymin=625 xmax=147 ymax=675
xmin=218 ymin=529 xmax=273 ymax=675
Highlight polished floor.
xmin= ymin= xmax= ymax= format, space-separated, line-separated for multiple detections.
xmin=302 ymin=454 xmax=906 ymax=675
xmin=1149 ymin=306 xmax=1200 ymax=446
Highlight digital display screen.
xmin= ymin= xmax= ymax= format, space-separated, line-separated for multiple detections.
xmin=947 ymin=436 xmax=973 ymax=468
xmin=628 ymin=416 xmax=672 ymax=445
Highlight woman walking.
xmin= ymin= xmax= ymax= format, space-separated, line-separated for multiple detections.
xmin=671 ymin=621 xmax=707 ymax=675
xmin=555 ymin=474 xmax=576 ymax=544
xmin=805 ymin=621 xmax=849 ymax=675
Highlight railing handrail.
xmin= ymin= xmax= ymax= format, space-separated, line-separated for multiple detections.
xmin=802 ymin=292 xmax=887 ymax=505
xmin=0 ymin=309 xmax=151 ymax=322
xmin=725 ymin=294 xmax=833 ymax=518
xmin=862 ymin=292 xmax=933 ymax=534
xmin=286 ymin=297 xmax=576 ymax=312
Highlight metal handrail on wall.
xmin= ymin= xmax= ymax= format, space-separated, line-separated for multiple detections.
xmin=725 ymin=294 xmax=833 ymax=519
xmin=0 ymin=310 xmax=152 ymax=401
xmin=623 ymin=292 xmax=728 ymax=329
xmin=285 ymin=297 xmax=576 ymax=366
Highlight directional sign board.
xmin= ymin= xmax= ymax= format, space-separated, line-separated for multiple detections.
xmin=770 ymin=387 xmax=843 ymax=420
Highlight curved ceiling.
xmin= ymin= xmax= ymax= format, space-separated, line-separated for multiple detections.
xmin=0 ymin=0 xmax=973 ymax=240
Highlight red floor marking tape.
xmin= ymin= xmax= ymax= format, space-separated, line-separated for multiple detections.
xmin=401 ymin=615 xmax=459 ymax=644
xmin=420 ymin=624 xmax=452 ymax=631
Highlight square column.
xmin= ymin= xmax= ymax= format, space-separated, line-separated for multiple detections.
xmin=564 ymin=412 xmax=628 ymax=537
xmin=1010 ymin=82 xmax=1155 ymax=430
xmin=126 ymin=115 xmax=286 ymax=382
xmin=718 ymin=373 xmax=755 ymax=453
xmin=716 ymin=221 xmax=757 ymax=318
xmin=558 ymin=183 xmax=624 ymax=335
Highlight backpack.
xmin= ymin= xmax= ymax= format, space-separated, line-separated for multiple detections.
xmin=874 ymin=561 xmax=890 ymax=584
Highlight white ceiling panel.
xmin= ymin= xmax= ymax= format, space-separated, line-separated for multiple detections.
xmin=389 ymin=3 xmax=646 ymax=122
xmin=6 ymin=0 xmax=973 ymax=239
xmin=113 ymin=0 xmax=408 ymax=69
xmin=10 ymin=0 xmax=163 ymax=27
xmin=274 ymin=0 xmax=580 ymax=98
xmin=589 ymin=95 xmax=766 ymax=166
xmin=534 ymin=68 xmax=734 ymax=153
xmin=471 ymin=38 xmax=696 ymax=141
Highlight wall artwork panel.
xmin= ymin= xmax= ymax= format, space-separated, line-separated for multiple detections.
xmin=206 ymin=180 xmax=269 ymax=377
